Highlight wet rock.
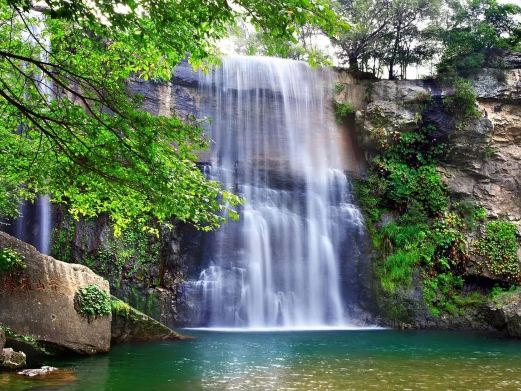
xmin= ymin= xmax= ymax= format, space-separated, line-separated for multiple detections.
xmin=17 ymin=366 xmax=58 ymax=377
xmin=110 ymin=297 xmax=183 ymax=344
xmin=0 ymin=232 xmax=111 ymax=355
xmin=472 ymin=68 xmax=521 ymax=101
xmin=487 ymin=291 xmax=521 ymax=338
xmin=0 ymin=329 xmax=4 ymax=351
xmin=1 ymin=348 xmax=26 ymax=369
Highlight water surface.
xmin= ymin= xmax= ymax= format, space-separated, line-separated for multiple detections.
xmin=3 ymin=330 xmax=521 ymax=390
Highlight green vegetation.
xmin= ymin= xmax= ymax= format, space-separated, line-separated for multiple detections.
xmin=334 ymin=0 xmax=441 ymax=79
xmin=52 ymin=217 xmax=163 ymax=286
xmin=438 ymin=0 xmax=521 ymax=76
xmin=0 ymin=247 xmax=25 ymax=274
xmin=354 ymin=104 xmax=518 ymax=317
xmin=111 ymin=297 xmax=133 ymax=319
xmin=0 ymin=0 xmax=341 ymax=235
xmin=334 ymin=101 xmax=356 ymax=122
xmin=74 ymin=285 xmax=112 ymax=319
xmin=443 ymin=78 xmax=481 ymax=122
xmin=333 ymin=0 xmax=520 ymax=79
xmin=477 ymin=221 xmax=520 ymax=282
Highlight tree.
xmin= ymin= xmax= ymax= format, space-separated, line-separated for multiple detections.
xmin=334 ymin=0 xmax=440 ymax=79
xmin=0 ymin=0 xmax=341 ymax=234
xmin=437 ymin=0 xmax=521 ymax=76
xmin=334 ymin=0 xmax=392 ymax=72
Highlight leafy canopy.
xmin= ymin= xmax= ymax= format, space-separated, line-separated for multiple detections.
xmin=0 ymin=0 xmax=341 ymax=234
xmin=438 ymin=0 xmax=521 ymax=74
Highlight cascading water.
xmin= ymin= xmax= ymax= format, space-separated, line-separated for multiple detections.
xmin=188 ymin=56 xmax=365 ymax=329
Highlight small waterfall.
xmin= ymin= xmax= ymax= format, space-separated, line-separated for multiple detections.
xmin=188 ymin=56 xmax=364 ymax=329
xmin=8 ymin=15 xmax=53 ymax=255
xmin=38 ymin=195 xmax=51 ymax=255
xmin=9 ymin=197 xmax=52 ymax=255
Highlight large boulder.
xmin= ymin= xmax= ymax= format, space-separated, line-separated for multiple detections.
xmin=0 ymin=232 xmax=111 ymax=354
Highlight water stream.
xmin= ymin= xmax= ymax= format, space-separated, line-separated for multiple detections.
xmin=187 ymin=56 xmax=364 ymax=328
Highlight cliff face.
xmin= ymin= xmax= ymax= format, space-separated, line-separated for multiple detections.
xmin=351 ymin=63 xmax=521 ymax=231
xmin=336 ymin=56 xmax=521 ymax=334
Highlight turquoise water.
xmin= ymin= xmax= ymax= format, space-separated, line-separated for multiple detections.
xmin=3 ymin=330 xmax=521 ymax=390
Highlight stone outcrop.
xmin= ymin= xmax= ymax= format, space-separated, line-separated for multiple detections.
xmin=1 ymin=348 xmax=26 ymax=369
xmin=110 ymin=298 xmax=183 ymax=344
xmin=486 ymin=291 xmax=521 ymax=338
xmin=0 ymin=232 xmax=111 ymax=355
xmin=444 ymin=69 xmax=521 ymax=229
xmin=335 ymin=58 xmax=521 ymax=335
xmin=339 ymin=64 xmax=521 ymax=233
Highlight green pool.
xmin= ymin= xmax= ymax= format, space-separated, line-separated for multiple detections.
xmin=2 ymin=330 xmax=521 ymax=390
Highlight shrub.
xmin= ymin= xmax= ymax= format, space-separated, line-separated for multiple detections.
xmin=423 ymin=273 xmax=464 ymax=317
xmin=443 ymin=79 xmax=481 ymax=121
xmin=0 ymin=248 xmax=26 ymax=274
xmin=380 ymin=248 xmax=420 ymax=292
xmin=477 ymin=221 xmax=520 ymax=282
xmin=74 ymin=284 xmax=111 ymax=318
xmin=334 ymin=101 xmax=355 ymax=122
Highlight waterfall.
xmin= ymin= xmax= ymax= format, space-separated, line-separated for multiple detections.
xmin=188 ymin=56 xmax=364 ymax=329
xmin=8 ymin=14 xmax=53 ymax=255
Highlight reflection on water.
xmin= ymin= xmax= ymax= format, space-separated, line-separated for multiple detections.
xmin=3 ymin=330 xmax=521 ymax=390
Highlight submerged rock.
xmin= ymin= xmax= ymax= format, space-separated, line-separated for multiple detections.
xmin=1 ymin=348 xmax=26 ymax=369
xmin=0 ymin=232 xmax=111 ymax=355
xmin=17 ymin=366 xmax=58 ymax=377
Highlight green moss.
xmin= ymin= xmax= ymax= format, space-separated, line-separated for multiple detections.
xmin=0 ymin=247 xmax=26 ymax=274
xmin=51 ymin=219 xmax=75 ymax=263
xmin=74 ymin=284 xmax=111 ymax=319
xmin=111 ymin=297 xmax=133 ymax=319
xmin=0 ymin=324 xmax=53 ymax=355
xmin=477 ymin=221 xmax=520 ymax=282
xmin=334 ymin=83 xmax=345 ymax=94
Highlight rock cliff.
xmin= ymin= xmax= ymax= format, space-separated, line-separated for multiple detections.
xmin=335 ymin=55 xmax=521 ymax=336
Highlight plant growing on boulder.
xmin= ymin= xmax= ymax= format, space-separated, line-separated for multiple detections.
xmin=74 ymin=285 xmax=111 ymax=319
xmin=0 ymin=247 xmax=25 ymax=274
